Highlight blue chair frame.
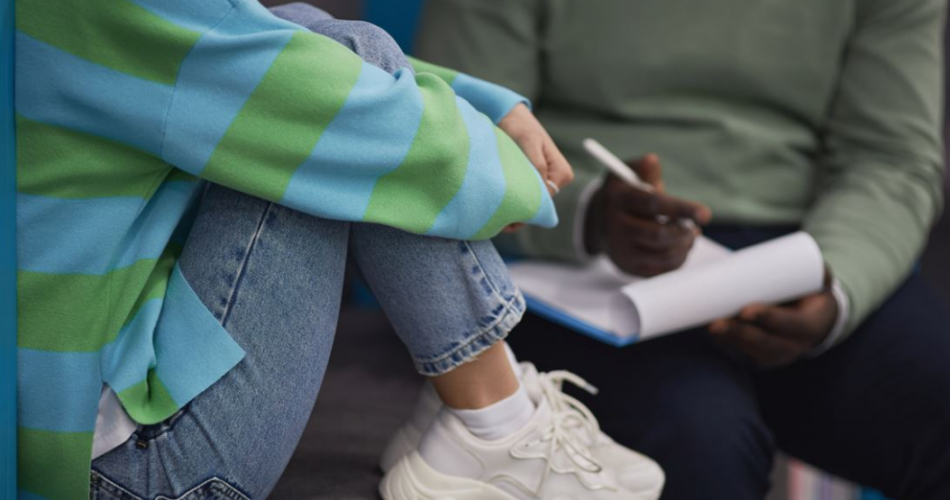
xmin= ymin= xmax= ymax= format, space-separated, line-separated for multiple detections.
xmin=1 ymin=0 xmax=16 ymax=494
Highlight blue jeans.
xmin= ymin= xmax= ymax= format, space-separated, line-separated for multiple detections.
xmin=508 ymin=225 xmax=950 ymax=500
xmin=90 ymin=7 xmax=525 ymax=499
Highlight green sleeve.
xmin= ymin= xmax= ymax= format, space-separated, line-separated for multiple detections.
xmin=804 ymin=0 xmax=946 ymax=337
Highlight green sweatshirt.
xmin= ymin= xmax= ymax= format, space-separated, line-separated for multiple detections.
xmin=417 ymin=0 xmax=947 ymax=337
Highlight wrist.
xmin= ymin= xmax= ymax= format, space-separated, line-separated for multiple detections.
xmin=806 ymin=278 xmax=851 ymax=358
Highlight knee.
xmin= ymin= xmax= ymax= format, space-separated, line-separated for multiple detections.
xmin=627 ymin=403 xmax=775 ymax=499
xmin=315 ymin=20 xmax=410 ymax=75
xmin=658 ymin=409 xmax=773 ymax=471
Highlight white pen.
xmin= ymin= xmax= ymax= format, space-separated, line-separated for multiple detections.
xmin=583 ymin=138 xmax=696 ymax=229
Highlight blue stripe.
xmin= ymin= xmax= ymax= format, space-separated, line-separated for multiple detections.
xmin=527 ymin=174 xmax=558 ymax=227
xmin=16 ymin=181 xmax=200 ymax=275
xmin=154 ymin=264 xmax=245 ymax=407
xmin=14 ymin=33 xmax=171 ymax=156
xmin=100 ymin=299 xmax=163 ymax=394
xmin=17 ymin=348 xmax=101 ymax=433
xmin=281 ymin=64 xmax=424 ymax=221
xmin=451 ymin=74 xmax=528 ymax=124
xmin=163 ymin=11 xmax=295 ymax=174
xmin=427 ymin=98 xmax=507 ymax=239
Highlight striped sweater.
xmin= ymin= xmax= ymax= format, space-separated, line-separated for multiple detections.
xmin=14 ymin=1 xmax=558 ymax=499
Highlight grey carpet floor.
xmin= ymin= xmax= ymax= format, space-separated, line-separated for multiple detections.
xmin=269 ymin=310 xmax=422 ymax=499
xmin=271 ymin=209 xmax=950 ymax=499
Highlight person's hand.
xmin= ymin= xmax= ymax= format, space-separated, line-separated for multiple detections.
xmin=498 ymin=104 xmax=574 ymax=197
xmin=586 ymin=154 xmax=712 ymax=276
xmin=709 ymin=289 xmax=838 ymax=369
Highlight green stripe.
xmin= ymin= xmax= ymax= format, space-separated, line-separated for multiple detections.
xmin=408 ymin=57 xmax=459 ymax=85
xmin=471 ymin=129 xmax=543 ymax=240
xmin=362 ymin=76 xmax=471 ymax=233
xmin=16 ymin=115 xmax=176 ymax=199
xmin=18 ymin=248 xmax=177 ymax=352
xmin=16 ymin=0 xmax=202 ymax=85
xmin=202 ymin=31 xmax=363 ymax=202
xmin=19 ymin=427 xmax=93 ymax=500
xmin=117 ymin=371 xmax=180 ymax=425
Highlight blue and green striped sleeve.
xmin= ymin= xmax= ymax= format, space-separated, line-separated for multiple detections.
xmin=19 ymin=0 xmax=556 ymax=242
xmin=408 ymin=56 xmax=530 ymax=124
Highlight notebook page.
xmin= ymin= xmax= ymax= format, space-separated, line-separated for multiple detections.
xmin=619 ymin=231 xmax=825 ymax=340
xmin=508 ymin=236 xmax=731 ymax=338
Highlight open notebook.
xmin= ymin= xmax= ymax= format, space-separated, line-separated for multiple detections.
xmin=507 ymin=232 xmax=825 ymax=347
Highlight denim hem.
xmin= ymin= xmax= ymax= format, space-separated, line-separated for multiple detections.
xmin=413 ymin=291 xmax=526 ymax=377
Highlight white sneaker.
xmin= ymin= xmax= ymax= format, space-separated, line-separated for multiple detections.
xmin=382 ymin=396 xmax=634 ymax=500
xmin=380 ymin=363 xmax=665 ymax=499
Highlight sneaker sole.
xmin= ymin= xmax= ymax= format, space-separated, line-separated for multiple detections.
xmin=380 ymin=451 xmax=519 ymax=500
xmin=379 ymin=424 xmax=418 ymax=473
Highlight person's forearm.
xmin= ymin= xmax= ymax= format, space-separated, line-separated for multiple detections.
xmin=802 ymin=0 xmax=945 ymax=339
xmin=804 ymin=161 xmax=944 ymax=336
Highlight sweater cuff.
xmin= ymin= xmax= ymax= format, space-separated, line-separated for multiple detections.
xmin=806 ymin=277 xmax=851 ymax=358
xmin=573 ymin=173 xmax=608 ymax=263
xmin=450 ymin=73 xmax=531 ymax=124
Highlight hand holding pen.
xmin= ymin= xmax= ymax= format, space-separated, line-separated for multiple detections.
xmin=583 ymin=138 xmax=712 ymax=277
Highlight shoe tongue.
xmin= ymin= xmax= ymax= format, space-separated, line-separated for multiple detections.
xmin=526 ymin=396 xmax=551 ymax=428
xmin=520 ymin=363 xmax=543 ymax=404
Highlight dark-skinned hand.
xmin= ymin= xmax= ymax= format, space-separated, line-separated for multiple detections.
xmin=586 ymin=154 xmax=712 ymax=277
xmin=709 ymin=284 xmax=839 ymax=369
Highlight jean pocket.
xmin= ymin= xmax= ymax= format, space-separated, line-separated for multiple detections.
xmin=91 ymin=471 xmax=144 ymax=500
xmin=92 ymin=472 xmax=250 ymax=500
xmin=156 ymin=478 xmax=251 ymax=500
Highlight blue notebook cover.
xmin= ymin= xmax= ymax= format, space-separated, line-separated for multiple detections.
xmin=522 ymin=295 xmax=640 ymax=348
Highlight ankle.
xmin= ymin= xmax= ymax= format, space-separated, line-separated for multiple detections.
xmin=431 ymin=342 xmax=521 ymax=410
xmin=448 ymin=383 xmax=535 ymax=441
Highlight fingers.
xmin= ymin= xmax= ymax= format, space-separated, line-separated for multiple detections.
xmin=736 ymin=293 xmax=839 ymax=346
xmin=606 ymin=176 xmax=711 ymax=224
xmin=544 ymin=141 xmax=574 ymax=190
xmin=520 ymin=138 xmax=550 ymax=193
xmin=618 ymin=214 xmax=697 ymax=249
xmin=710 ymin=319 xmax=802 ymax=368
xmin=712 ymin=292 xmax=839 ymax=368
xmin=628 ymin=154 xmax=664 ymax=192
xmin=496 ymin=104 xmax=573 ymax=197
xmin=606 ymin=217 xmax=698 ymax=276
xmin=739 ymin=303 xmax=809 ymax=338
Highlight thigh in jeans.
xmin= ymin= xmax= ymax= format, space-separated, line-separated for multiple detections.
xmin=91 ymin=185 xmax=350 ymax=499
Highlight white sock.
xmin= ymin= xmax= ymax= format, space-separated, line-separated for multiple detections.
xmin=449 ymin=384 xmax=535 ymax=441
xmin=503 ymin=342 xmax=522 ymax=379
xmin=418 ymin=343 xmax=524 ymax=434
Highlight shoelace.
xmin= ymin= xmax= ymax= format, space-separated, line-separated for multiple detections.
xmin=527 ymin=370 xmax=609 ymax=494
xmin=540 ymin=370 xmax=603 ymax=445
